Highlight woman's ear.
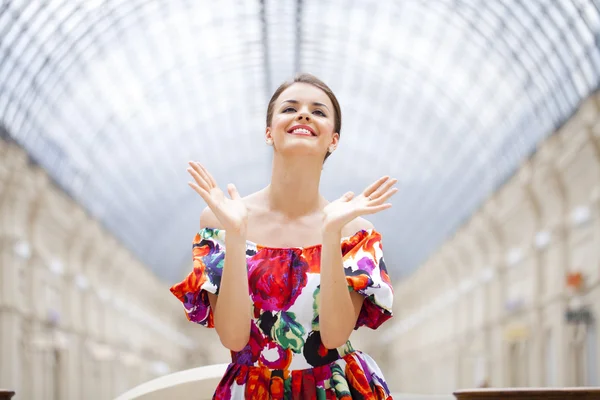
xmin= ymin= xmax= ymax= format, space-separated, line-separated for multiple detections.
xmin=329 ymin=132 xmax=340 ymax=152
xmin=265 ymin=127 xmax=273 ymax=145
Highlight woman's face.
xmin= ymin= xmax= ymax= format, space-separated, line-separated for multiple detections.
xmin=266 ymin=83 xmax=339 ymax=159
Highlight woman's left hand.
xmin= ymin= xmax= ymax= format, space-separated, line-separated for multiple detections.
xmin=322 ymin=176 xmax=398 ymax=233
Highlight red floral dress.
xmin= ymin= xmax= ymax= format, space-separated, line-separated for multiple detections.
xmin=170 ymin=228 xmax=394 ymax=399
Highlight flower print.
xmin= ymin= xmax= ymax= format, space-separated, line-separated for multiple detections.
xmin=233 ymin=323 xmax=267 ymax=366
xmin=303 ymin=331 xmax=340 ymax=367
xmin=344 ymin=356 xmax=374 ymax=397
xmin=344 ymin=267 xmax=373 ymax=292
xmin=312 ymin=286 xmax=320 ymax=330
xmin=269 ymin=373 xmax=285 ymax=400
xmin=379 ymin=257 xmax=392 ymax=285
xmin=341 ymin=230 xmax=380 ymax=261
xmin=330 ymin=364 xmax=352 ymax=399
xmin=248 ymin=250 xmax=309 ymax=311
xmin=172 ymin=228 xmax=395 ymax=399
xmin=303 ymin=246 xmax=321 ymax=273
xmin=170 ymin=232 xmax=227 ymax=327
xmin=192 ymin=238 xmax=225 ymax=290
xmin=258 ymin=341 xmax=293 ymax=371
xmin=257 ymin=310 xmax=278 ymax=339
xmin=271 ymin=311 xmax=305 ymax=353
xmin=244 ymin=366 xmax=270 ymax=399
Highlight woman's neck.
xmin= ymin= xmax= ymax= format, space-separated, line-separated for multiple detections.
xmin=265 ymin=153 xmax=325 ymax=218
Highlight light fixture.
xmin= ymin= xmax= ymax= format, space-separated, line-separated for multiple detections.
xmin=75 ymin=274 xmax=89 ymax=290
xmin=535 ymin=230 xmax=551 ymax=249
xmin=49 ymin=259 xmax=64 ymax=275
xmin=480 ymin=267 xmax=495 ymax=283
xmin=571 ymin=205 xmax=591 ymax=226
xmin=13 ymin=240 xmax=31 ymax=260
xmin=506 ymin=248 xmax=522 ymax=266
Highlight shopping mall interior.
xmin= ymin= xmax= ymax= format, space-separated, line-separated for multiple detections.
xmin=1 ymin=0 xmax=600 ymax=399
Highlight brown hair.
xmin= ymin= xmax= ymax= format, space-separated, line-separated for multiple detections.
xmin=266 ymin=73 xmax=342 ymax=161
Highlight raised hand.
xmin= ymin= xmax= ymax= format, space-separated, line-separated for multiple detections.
xmin=187 ymin=161 xmax=248 ymax=236
xmin=322 ymin=176 xmax=398 ymax=233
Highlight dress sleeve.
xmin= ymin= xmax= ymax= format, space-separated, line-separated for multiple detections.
xmin=341 ymin=229 xmax=394 ymax=330
xmin=169 ymin=228 xmax=226 ymax=328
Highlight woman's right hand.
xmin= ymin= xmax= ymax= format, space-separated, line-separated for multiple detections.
xmin=187 ymin=161 xmax=248 ymax=236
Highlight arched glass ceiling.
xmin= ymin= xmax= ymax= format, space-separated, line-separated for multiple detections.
xmin=1 ymin=0 xmax=599 ymax=281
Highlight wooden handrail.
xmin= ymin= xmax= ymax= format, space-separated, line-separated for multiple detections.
xmin=0 ymin=390 xmax=15 ymax=400
xmin=454 ymin=387 xmax=600 ymax=400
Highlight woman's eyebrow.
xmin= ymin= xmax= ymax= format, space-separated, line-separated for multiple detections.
xmin=281 ymin=99 xmax=330 ymax=111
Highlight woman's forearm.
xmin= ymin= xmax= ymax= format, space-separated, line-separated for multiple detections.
xmin=318 ymin=229 xmax=357 ymax=349
xmin=213 ymin=234 xmax=251 ymax=351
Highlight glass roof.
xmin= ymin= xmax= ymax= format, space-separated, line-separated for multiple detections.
xmin=2 ymin=0 xmax=599 ymax=281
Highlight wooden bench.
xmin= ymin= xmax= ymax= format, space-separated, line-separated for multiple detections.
xmin=454 ymin=388 xmax=600 ymax=399
xmin=0 ymin=390 xmax=15 ymax=400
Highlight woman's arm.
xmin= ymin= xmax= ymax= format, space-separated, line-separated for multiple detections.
xmin=318 ymin=218 xmax=372 ymax=349
xmin=201 ymin=207 xmax=252 ymax=351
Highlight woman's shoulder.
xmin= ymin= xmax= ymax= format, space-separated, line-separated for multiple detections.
xmin=198 ymin=190 xmax=265 ymax=230
xmin=199 ymin=206 xmax=221 ymax=229
xmin=342 ymin=217 xmax=375 ymax=237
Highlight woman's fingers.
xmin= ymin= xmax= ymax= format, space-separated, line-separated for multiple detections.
xmin=362 ymin=203 xmax=392 ymax=215
xmin=368 ymin=178 xmax=398 ymax=200
xmin=363 ymin=176 xmax=390 ymax=198
xmin=187 ymin=181 xmax=210 ymax=203
xmin=187 ymin=161 xmax=221 ymax=205
xmin=188 ymin=161 xmax=215 ymax=189
xmin=359 ymin=176 xmax=397 ymax=214
xmin=187 ymin=167 xmax=210 ymax=190
xmin=195 ymin=162 xmax=217 ymax=188
xmin=368 ymin=187 xmax=398 ymax=205
xmin=340 ymin=191 xmax=354 ymax=202
xmin=227 ymin=183 xmax=241 ymax=200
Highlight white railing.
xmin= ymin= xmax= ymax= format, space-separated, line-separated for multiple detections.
xmin=113 ymin=363 xmax=228 ymax=400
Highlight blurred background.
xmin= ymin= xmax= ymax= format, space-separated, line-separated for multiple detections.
xmin=1 ymin=0 xmax=600 ymax=399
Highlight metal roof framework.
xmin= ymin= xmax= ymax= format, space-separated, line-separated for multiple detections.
xmin=1 ymin=0 xmax=599 ymax=281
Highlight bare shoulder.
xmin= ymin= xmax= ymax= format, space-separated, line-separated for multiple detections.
xmin=199 ymin=207 xmax=222 ymax=229
xmin=243 ymin=190 xmax=268 ymax=210
xmin=198 ymin=190 xmax=265 ymax=230
xmin=342 ymin=217 xmax=375 ymax=237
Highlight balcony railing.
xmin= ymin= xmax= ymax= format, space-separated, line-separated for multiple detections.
xmin=110 ymin=365 xmax=600 ymax=399
xmin=4 ymin=381 xmax=600 ymax=399
xmin=454 ymin=388 xmax=600 ymax=399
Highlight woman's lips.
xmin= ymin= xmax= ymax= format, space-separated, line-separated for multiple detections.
xmin=287 ymin=125 xmax=316 ymax=136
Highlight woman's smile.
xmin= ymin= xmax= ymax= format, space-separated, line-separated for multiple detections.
xmin=287 ymin=124 xmax=317 ymax=136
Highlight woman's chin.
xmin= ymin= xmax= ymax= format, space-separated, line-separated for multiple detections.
xmin=276 ymin=143 xmax=325 ymax=158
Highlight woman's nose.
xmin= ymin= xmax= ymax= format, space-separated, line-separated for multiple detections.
xmin=297 ymin=113 xmax=310 ymax=121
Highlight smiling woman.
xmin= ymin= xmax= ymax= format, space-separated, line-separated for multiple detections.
xmin=171 ymin=73 xmax=398 ymax=399
xmin=265 ymin=73 xmax=343 ymax=162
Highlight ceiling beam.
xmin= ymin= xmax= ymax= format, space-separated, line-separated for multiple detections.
xmin=259 ymin=0 xmax=272 ymax=95
xmin=294 ymin=0 xmax=303 ymax=74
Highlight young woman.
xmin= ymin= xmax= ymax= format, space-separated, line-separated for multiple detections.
xmin=171 ymin=73 xmax=397 ymax=399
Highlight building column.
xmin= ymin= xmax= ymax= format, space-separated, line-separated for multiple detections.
xmin=0 ymin=309 xmax=22 ymax=394
xmin=30 ymin=321 xmax=47 ymax=400
xmin=0 ymin=231 xmax=34 ymax=397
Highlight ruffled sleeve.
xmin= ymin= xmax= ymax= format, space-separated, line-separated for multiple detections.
xmin=342 ymin=229 xmax=394 ymax=330
xmin=170 ymin=228 xmax=226 ymax=328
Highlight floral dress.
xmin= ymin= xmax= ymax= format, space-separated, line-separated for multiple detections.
xmin=170 ymin=227 xmax=394 ymax=399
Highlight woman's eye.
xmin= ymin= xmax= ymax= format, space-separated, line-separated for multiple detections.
xmin=283 ymin=107 xmax=296 ymax=112
xmin=313 ymin=110 xmax=326 ymax=117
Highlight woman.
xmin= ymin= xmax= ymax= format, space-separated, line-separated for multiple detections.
xmin=171 ymin=73 xmax=397 ymax=399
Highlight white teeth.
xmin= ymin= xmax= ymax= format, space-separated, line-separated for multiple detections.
xmin=292 ymin=128 xmax=312 ymax=135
